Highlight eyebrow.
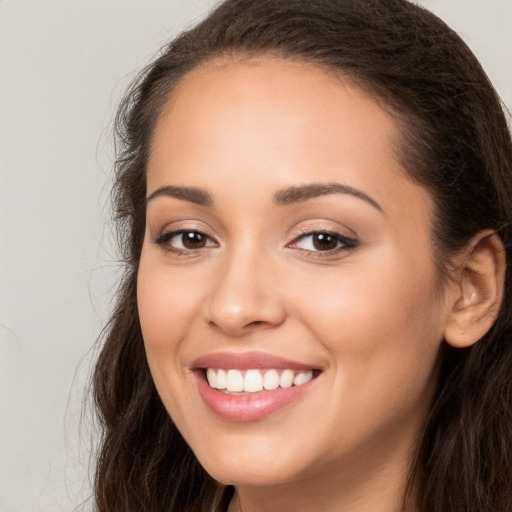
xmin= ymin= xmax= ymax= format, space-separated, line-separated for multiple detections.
xmin=146 ymin=185 xmax=213 ymax=207
xmin=146 ymin=182 xmax=382 ymax=212
xmin=273 ymin=183 xmax=382 ymax=211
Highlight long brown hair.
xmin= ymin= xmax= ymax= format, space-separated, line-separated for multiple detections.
xmin=93 ymin=1 xmax=512 ymax=510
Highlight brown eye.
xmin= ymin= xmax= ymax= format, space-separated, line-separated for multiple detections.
xmin=312 ymin=233 xmax=338 ymax=251
xmin=181 ymin=231 xmax=207 ymax=249
xmin=289 ymin=231 xmax=358 ymax=253
xmin=155 ymin=230 xmax=217 ymax=252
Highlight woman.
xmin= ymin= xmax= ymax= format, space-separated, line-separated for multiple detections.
xmin=93 ymin=0 xmax=512 ymax=510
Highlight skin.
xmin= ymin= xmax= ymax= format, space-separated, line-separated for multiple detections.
xmin=137 ymin=57 xmax=460 ymax=511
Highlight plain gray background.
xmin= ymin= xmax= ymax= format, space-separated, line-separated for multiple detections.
xmin=1 ymin=1 xmax=511 ymax=510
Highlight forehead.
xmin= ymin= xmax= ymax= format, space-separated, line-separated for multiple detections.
xmin=149 ymin=56 xmax=400 ymax=179
xmin=147 ymin=56 xmax=431 ymax=222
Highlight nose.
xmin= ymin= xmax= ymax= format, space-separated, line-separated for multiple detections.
xmin=205 ymin=248 xmax=286 ymax=336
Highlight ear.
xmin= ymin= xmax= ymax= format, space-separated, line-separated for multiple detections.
xmin=444 ymin=230 xmax=506 ymax=348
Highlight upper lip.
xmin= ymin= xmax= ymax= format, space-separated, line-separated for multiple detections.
xmin=191 ymin=351 xmax=320 ymax=371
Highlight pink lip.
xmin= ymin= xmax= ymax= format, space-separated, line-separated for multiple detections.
xmin=191 ymin=352 xmax=320 ymax=422
xmin=191 ymin=351 xmax=317 ymax=371
xmin=194 ymin=372 xmax=316 ymax=422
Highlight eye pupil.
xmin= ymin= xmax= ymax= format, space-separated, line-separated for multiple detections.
xmin=313 ymin=233 xmax=338 ymax=251
xmin=182 ymin=231 xmax=206 ymax=249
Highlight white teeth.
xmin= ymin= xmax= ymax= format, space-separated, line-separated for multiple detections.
xmin=279 ymin=369 xmax=294 ymax=388
xmin=206 ymin=368 xmax=315 ymax=393
xmin=226 ymin=369 xmax=244 ymax=392
xmin=294 ymin=370 xmax=313 ymax=386
xmin=244 ymin=369 xmax=263 ymax=392
xmin=263 ymin=369 xmax=279 ymax=390
xmin=216 ymin=368 xmax=227 ymax=389
xmin=206 ymin=368 xmax=217 ymax=388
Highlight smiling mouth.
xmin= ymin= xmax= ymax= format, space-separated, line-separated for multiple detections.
xmin=204 ymin=368 xmax=318 ymax=394
xmin=192 ymin=353 xmax=322 ymax=421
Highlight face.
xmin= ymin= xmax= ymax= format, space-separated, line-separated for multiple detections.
xmin=138 ymin=57 xmax=449 ymax=488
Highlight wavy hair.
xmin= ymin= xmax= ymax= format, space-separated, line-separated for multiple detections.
xmin=93 ymin=0 xmax=512 ymax=510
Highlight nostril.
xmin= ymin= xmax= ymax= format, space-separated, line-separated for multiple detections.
xmin=208 ymin=318 xmax=269 ymax=332
xmin=248 ymin=320 xmax=265 ymax=327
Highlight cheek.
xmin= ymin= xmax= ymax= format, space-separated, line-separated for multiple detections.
xmin=136 ymin=257 xmax=205 ymax=422
xmin=297 ymin=252 xmax=442 ymax=339
xmin=137 ymin=258 xmax=205 ymax=356
xmin=290 ymin=247 xmax=445 ymax=408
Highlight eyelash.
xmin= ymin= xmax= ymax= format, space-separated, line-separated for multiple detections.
xmin=154 ymin=228 xmax=358 ymax=256
xmin=287 ymin=229 xmax=359 ymax=255
xmin=154 ymin=229 xmax=218 ymax=255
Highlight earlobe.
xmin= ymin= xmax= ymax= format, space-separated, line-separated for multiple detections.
xmin=444 ymin=230 xmax=506 ymax=348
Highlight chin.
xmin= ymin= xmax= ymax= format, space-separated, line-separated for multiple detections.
xmin=207 ymin=464 xmax=297 ymax=487
xmin=193 ymin=440 xmax=308 ymax=487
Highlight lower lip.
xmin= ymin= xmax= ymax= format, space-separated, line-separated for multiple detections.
xmin=195 ymin=372 xmax=316 ymax=422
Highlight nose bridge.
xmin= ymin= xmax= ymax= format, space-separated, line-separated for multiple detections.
xmin=206 ymin=234 xmax=285 ymax=335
